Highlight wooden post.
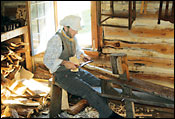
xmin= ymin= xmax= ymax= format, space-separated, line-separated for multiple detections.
xmin=23 ymin=27 xmax=32 ymax=72
xmin=110 ymin=53 xmax=135 ymax=118
xmin=49 ymin=76 xmax=62 ymax=118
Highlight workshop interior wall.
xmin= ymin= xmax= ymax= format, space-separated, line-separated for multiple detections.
xmin=94 ymin=1 xmax=174 ymax=88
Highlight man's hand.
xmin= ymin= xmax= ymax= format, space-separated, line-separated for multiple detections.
xmin=62 ymin=60 xmax=78 ymax=70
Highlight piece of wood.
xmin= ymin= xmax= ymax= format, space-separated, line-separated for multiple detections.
xmin=1 ymin=26 xmax=28 ymax=42
xmin=19 ymin=66 xmax=34 ymax=80
xmin=83 ymin=64 xmax=119 ymax=79
xmin=67 ymin=99 xmax=88 ymax=115
xmin=110 ymin=53 xmax=135 ymax=118
xmin=6 ymin=65 xmax=21 ymax=80
xmin=49 ymin=83 xmax=62 ymax=118
xmin=2 ymin=99 xmax=40 ymax=107
xmin=61 ymin=89 xmax=70 ymax=110
xmin=111 ymin=53 xmax=130 ymax=80
xmin=23 ymin=27 xmax=32 ymax=72
xmin=34 ymin=66 xmax=52 ymax=77
xmin=91 ymin=1 xmax=99 ymax=50
xmin=1 ymin=106 xmax=12 ymax=118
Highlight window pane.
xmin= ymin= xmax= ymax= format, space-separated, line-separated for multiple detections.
xmin=31 ymin=4 xmax=37 ymax=19
xmin=37 ymin=2 xmax=45 ymax=18
xmin=29 ymin=1 xmax=55 ymax=55
xmin=38 ymin=18 xmax=45 ymax=32
xmin=32 ymin=33 xmax=40 ymax=49
xmin=31 ymin=19 xmax=38 ymax=33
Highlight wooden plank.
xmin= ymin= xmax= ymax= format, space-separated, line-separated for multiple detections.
xmin=1 ymin=26 xmax=28 ymax=42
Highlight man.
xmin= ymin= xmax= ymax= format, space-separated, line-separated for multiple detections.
xmin=43 ymin=15 xmax=123 ymax=118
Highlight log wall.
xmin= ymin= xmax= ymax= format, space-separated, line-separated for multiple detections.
xmin=95 ymin=1 xmax=174 ymax=87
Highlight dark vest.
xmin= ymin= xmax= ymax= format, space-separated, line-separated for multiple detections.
xmin=56 ymin=30 xmax=76 ymax=72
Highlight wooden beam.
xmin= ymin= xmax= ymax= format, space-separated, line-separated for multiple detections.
xmin=91 ymin=1 xmax=98 ymax=50
xmin=54 ymin=1 xmax=58 ymax=32
xmin=23 ymin=27 xmax=32 ymax=72
xmin=1 ymin=26 xmax=28 ymax=42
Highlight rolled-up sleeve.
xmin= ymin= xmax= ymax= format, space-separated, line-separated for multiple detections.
xmin=74 ymin=37 xmax=87 ymax=59
xmin=43 ymin=35 xmax=63 ymax=73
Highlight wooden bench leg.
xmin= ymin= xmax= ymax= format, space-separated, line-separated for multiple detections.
xmin=49 ymin=83 xmax=62 ymax=118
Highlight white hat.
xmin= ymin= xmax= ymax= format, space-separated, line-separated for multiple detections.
xmin=60 ymin=15 xmax=82 ymax=31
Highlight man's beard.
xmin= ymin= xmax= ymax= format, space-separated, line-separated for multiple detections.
xmin=66 ymin=30 xmax=72 ymax=38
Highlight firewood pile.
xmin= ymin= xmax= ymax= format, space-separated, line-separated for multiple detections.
xmin=1 ymin=41 xmax=51 ymax=118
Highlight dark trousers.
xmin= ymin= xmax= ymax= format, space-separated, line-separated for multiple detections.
xmin=54 ymin=68 xmax=113 ymax=118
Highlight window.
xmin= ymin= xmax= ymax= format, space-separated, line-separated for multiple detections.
xmin=29 ymin=1 xmax=55 ymax=56
xmin=57 ymin=1 xmax=92 ymax=49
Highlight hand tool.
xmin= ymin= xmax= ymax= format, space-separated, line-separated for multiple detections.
xmin=79 ymin=60 xmax=93 ymax=68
